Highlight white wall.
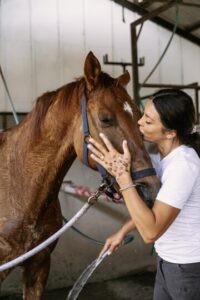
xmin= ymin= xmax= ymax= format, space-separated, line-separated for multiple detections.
xmin=0 ymin=0 xmax=200 ymax=293
xmin=1 ymin=0 xmax=199 ymax=112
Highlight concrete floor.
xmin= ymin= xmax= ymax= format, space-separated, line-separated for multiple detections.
xmin=0 ymin=272 xmax=155 ymax=300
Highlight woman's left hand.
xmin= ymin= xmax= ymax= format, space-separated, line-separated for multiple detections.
xmin=88 ymin=133 xmax=131 ymax=182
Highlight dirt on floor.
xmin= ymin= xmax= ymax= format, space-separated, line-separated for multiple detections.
xmin=0 ymin=271 xmax=155 ymax=300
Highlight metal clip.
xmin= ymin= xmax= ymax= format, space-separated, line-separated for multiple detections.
xmin=87 ymin=182 xmax=107 ymax=204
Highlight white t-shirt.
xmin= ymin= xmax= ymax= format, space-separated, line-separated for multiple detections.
xmin=150 ymin=145 xmax=200 ymax=264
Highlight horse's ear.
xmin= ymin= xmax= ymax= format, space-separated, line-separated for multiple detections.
xmin=116 ymin=70 xmax=130 ymax=87
xmin=84 ymin=52 xmax=101 ymax=91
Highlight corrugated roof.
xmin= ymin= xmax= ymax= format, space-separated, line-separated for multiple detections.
xmin=112 ymin=0 xmax=200 ymax=46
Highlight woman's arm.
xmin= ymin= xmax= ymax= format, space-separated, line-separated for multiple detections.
xmin=119 ymin=176 xmax=180 ymax=243
xmin=88 ymin=134 xmax=180 ymax=244
xmin=99 ymin=219 xmax=136 ymax=256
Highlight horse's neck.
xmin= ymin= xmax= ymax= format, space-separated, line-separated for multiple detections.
xmin=23 ymin=111 xmax=77 ymax=185
xmin=1 ymin=86 xmax=80 ymax=208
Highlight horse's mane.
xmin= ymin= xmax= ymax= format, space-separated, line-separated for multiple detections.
xmin=31 ymin=90 xmax=57 ymax=133
xmin=18 ymin=71 xmax=116 ymax=143
xmin=29 ymin=79 xmax=82 ymax=141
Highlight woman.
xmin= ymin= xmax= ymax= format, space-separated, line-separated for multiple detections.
xmin=87 ymin=89 xmax=200 ymax=300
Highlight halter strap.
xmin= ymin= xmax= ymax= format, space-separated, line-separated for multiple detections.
xmin=132 ymin=168 xmax=156 ymax=180
xmin=81 ymin=93 xmax=156 ymax=185
xmin=82 ymin=94 xmax=109 ymax=179
xmin=82 ymin=93 xmax=90 ymax=166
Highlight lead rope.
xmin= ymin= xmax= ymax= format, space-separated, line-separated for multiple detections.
xmin=0 ymin=184 xmax=108 ymax=272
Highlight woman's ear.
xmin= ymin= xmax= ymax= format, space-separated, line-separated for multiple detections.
xmin=84 ymin=52 xmax=101 ymax=92
xmin=166 ymin=129 xmax=177 ymax=140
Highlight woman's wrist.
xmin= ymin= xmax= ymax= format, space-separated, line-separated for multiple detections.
xmin=117 ymin=174 xmax=133 ymax=187
xmin=119 ymin=183 xmax=137 ymax=192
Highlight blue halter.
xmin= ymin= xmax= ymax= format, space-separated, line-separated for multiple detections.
xmin=81 ymin=93 xmax=156 ymax=194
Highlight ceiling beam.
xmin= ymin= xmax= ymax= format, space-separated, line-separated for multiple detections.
xmin=132 ymin=1 xmax=175 ymax=26
xmin=111 ymin=0 xmax=200 ymax=46
xmin=138 ymin=0 xmax=200 ymax=8
xmin=185 ymin=21 xmax=200 ymax=32
xmin=181 ymin=1 xmax=200 ymax=8
xmin=140 ymin=0 xmax=166 ymax=9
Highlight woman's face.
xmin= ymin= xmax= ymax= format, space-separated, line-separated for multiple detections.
xmin=138 ymin=99 xmax=170 ymax=143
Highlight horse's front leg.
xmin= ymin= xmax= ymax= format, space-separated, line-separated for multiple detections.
xmin=0 ymin=235 xmax=14 ymax=291
xmin=0 ymin=269 xmax=12 ymax=293
xmin=22 ymin=254 xmax=50 ymax=300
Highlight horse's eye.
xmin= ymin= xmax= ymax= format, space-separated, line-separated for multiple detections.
xmin=99 ymin=114 xmax=114 ymax=126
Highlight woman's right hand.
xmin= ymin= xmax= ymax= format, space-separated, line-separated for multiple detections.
xmin=99 ymin=230 xmax=125 ymax=257
xmin=88 ymin=134 xmax=131 ymax=183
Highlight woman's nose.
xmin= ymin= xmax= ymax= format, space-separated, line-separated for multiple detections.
xmin=138 ymin=115 xmax=143 ymax=126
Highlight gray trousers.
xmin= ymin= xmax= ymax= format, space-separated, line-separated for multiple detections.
xmin=153 ymin=256 xmax=200 ymax=300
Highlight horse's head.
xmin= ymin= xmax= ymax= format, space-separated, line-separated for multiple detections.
xmin=73 ymin=52 xmax=160 ymax=204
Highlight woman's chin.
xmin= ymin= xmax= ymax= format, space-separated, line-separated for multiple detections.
xmin=143 ymin=136 xmax=152 ymax=142
xmin=140 ymin=133 xmax=152 ymax=143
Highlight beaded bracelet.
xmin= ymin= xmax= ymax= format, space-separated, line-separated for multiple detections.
xmin=119 ymin=183 xmax=137 ymax=192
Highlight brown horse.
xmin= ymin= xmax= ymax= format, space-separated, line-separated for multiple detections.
xmin=0 ymin=52 xmax=159 ymax=299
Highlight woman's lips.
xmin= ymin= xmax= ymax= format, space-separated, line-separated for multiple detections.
xmin=139 ymin=127 xmax=144 ymax=135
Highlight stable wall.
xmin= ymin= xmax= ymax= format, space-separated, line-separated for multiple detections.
xmin=0 ymin=0 xmax=200 ymax=112
xmin=0 ymin=0 xmax=200 ymax=293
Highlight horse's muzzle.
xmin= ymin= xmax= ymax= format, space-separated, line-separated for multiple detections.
xmin=136 ymin=180 xmax=160 ymax=208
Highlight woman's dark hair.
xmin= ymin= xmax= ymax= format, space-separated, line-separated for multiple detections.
xmin=152 ymin=88 xmax=200 ymax=157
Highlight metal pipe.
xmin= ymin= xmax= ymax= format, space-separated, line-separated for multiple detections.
xmin=195 ymin=89 xmax=199 ymax=124
xmin=131 ymin=24 xmax=140 ymax=106
xmin=141 ymin=83 xmax=200 ymax=90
